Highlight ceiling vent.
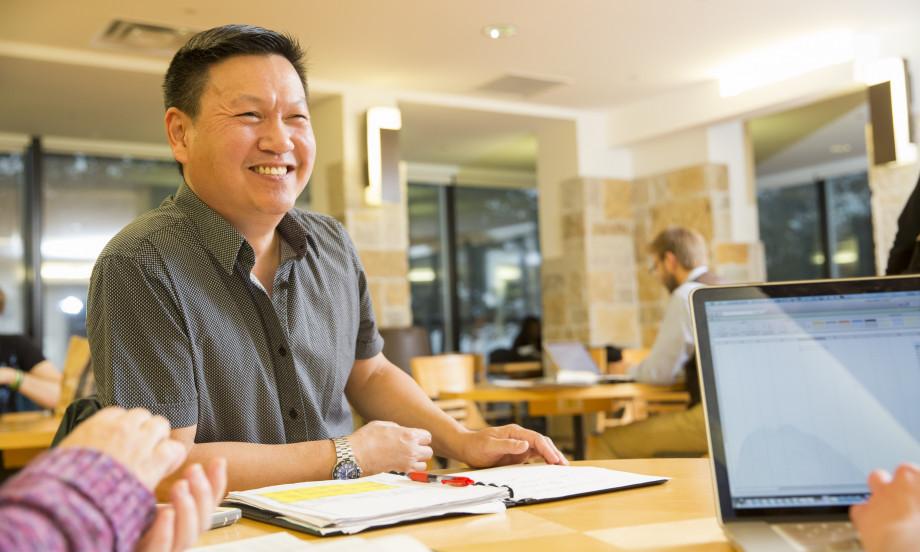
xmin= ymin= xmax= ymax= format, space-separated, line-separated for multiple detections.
xmin=475 ymin=73 xmax=569 ymax=97
xmin=95 ymin=20 xmax=197 ymax=55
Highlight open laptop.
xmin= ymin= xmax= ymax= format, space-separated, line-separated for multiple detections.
xmin=492 ymin=342 xmax=632 ymax=388
xmin=690 ymin=275 xmax=920 ymax=551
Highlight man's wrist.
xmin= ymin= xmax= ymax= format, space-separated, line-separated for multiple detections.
xmin=439 ymin=426 xmax=475 ymax=465
xmin=330 ymin=436 xmax=362 ymax=479
xmin=10 ymin=369 xmax=24 ymax=391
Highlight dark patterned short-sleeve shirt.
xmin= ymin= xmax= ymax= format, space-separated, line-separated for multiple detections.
xmin=87 ymin=184 xmax=384 ymax=444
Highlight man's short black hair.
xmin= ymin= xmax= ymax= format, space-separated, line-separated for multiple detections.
xmin=163 ymin=24 xmax=307 ymax=118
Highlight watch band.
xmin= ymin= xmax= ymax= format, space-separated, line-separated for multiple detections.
xmin=332 ymin=436 xmax=356 ymax=463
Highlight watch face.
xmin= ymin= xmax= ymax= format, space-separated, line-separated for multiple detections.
xmin=333 ymin=460 xmax=361 ymax=480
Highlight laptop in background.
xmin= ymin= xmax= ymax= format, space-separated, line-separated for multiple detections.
xmin=691 ymin=275 xmax=920 ymax=551
xmin=492 ymin=342 xmax=632 ymax=388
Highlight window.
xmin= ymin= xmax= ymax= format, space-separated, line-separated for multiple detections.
xmin=41 ymin=153 xmax=181 ymax=367
xmin=0 ymin=152 xmax=25 ymax=334
xmin=408 ymin=183 xmax=541 ymax=357
xmin=758 ymin=171 xmax=875 ymax=281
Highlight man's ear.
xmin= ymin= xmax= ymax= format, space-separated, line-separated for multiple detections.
xmin=663 ymin=251 xmax=679 ymax=271
xmin=165 ymin=107 xmax=192 ymax=166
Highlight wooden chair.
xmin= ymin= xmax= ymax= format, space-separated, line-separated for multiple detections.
xmin=55 ymin=336 xmax=91 ymax=416
xmin=410 ymin=354 xmax=487 ymax=430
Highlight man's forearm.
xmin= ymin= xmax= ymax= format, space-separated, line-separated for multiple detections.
xmin=156 ymin=439 xmax=336 ymax=499
xmin=18 ymin=374 xmax=61 ymax=409
xmin=347 ymin=361 xmax=471 ymax=462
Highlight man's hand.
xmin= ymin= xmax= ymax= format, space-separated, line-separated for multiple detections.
xmin=851 ymin=463 xmax=920 ymax=552
xmin=60 ymin=407 xmax=187 ymax=490
xmin=458 ymin=424 xmax=568 ymax=468
xmin=349 ymin=420 xmax=434 ymax=474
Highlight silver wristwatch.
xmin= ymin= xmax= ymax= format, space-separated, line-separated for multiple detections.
xmin=331 ymin=436 xmax=362 ymax=480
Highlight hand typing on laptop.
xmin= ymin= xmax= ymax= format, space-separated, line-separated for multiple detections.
xmin=851 ymin=463 xmax=920 ymax=552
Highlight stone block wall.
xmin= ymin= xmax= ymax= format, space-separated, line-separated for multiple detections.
xmin=868 ymin=161 xmax=920 ymax=274
xmin=542 ymin=177 xmax=641 ymax=348
xmin=632 ymin=164 xmax=764 ymax=347
xmin=323 ymin=161 xmax=413 ymax=329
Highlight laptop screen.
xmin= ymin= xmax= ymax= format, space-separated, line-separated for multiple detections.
xmin=544 ymin=342 xmax=600 ymax=375
xmin=693 ymin=277 xmax=920 ymax=520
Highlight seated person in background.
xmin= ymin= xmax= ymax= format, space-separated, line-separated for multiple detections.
xmin=602 ymin=227 xmax=719 ymax=458
xmin=851 ymin=463 xmax=920 ymax=552
xmin=89 ymin=24 xmax=565 ymax=498
xmin=511 ymin=316 xmax=543 ymax=360
xmin=0 ymin=288 xmax=61 ymax=411
xmin=0 ymin=406 xmax=226 ymax=552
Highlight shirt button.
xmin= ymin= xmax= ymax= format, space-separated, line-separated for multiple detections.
xmin=278 ymin=345 xmax=287 ymax=357
xmin=289 ymin=408 xmax=298 ymax=420
xmin=278 ymin=280 xmax=288 ymax=290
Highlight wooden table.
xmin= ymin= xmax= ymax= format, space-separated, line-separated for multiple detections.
xmin=441 ymin=383 xmax=690 ymax=460
xmin=195 ymin=458 xmax=731 ymax=551
xmin=0 ymin=411 xmax=61 ymax=468
xmin=488 ymin=361 xmax=543 ymax=378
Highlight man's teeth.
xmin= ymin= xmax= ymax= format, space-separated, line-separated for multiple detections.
xmin=253 ymin=166 xmax=288 ymax=176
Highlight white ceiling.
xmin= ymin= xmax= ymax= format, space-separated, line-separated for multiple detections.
xmin=2 ymin=0 xmax=920 ymax=169
xmin=400 ymin=103 xmax=540 ymax=171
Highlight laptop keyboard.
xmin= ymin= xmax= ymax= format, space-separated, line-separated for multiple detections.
xmin=773 ymin=522 xmax=861 ymax=551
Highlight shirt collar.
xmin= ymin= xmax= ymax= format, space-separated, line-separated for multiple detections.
xmin=173 ymin=183 xmax=310 ymax=275
xmin=686 ymin=265 xmax=709 ymax=283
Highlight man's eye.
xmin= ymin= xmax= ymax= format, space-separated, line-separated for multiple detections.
xmin=237 ymin=112 xmax=259 ymax=118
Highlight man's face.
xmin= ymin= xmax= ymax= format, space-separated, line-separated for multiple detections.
xmin=651 ymin=253 xmax=680 ymax=294
xmin=171 ymin=54 xmax=316 ymax=224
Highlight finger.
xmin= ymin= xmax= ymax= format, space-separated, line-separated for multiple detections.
xmin=849 ymin=503 xmax=864 ymax=529
xmin=136 ymin=507 xmax=174 ymax=552
xmin=894 ymin=463 xmax=918 ymax=484
xmin=140 ymin=415 xmax=173 ymax=441
xmin=153 ymin=439 xmax=188 ymax=477
xmin=410 ymin=460 xmax=427 ymax=472
xmin=184 ymin=464 xmax=214 ymax=532
xmin=205 ymin=458 xmax=228 ymax=505
xmin=121 ymin=407 xmax=155 ymax=431
xmin=526 ymin=434 xmax=558 ymax=464
xmin=540 ymin=435 xmax=567 ymax=465
xmin=867 ymin=469 xmax=891 ymax=493
xmin=416 ymin=446 xmax=434 ymax=461
xmin=170 ymin=480 xmax=199 ymax=552
xmin=413 ymin=429 xmax=432 ymax=446
xmin=487 ymin=437 xmax=529 ymax=457
xmin=136 ymin=415 xmax=173 ymax=456
xmin=139 ymin=439 xmax=187 ymax=490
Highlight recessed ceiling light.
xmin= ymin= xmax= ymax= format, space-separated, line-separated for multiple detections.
xmin=482 ymin=24 xmax=516 ymax=40
xmin=829 ymin=144 xmax=853 ymax=154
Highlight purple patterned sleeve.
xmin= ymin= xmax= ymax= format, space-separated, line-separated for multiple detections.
xmin=0 ymin=447 xmax=156 ymax=552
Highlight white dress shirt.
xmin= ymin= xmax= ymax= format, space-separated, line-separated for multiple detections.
xmin=629 ymin=265 xmax=709 ymax=385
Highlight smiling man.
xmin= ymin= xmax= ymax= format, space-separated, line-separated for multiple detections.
xmin=87 ymin=24 xmax=565 ymax=494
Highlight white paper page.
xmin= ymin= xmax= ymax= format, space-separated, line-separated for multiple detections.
xmin=228 ymin=473 xmax=507 ymax=524
xmin=310 ymin=499 xmax=505 ymax=535
xmin=454 ymin=464 xmax=667 ymax=502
